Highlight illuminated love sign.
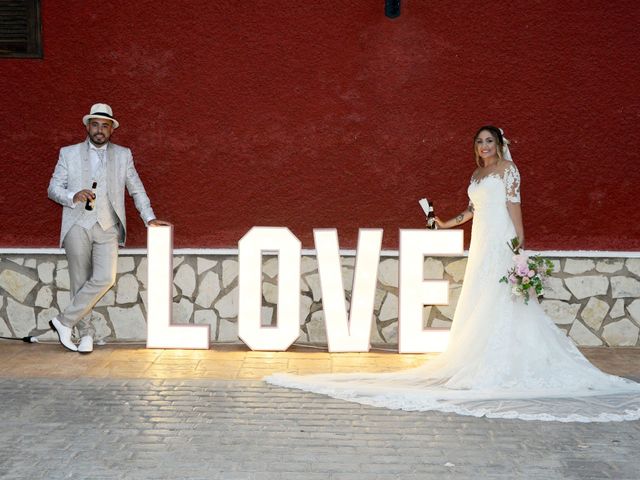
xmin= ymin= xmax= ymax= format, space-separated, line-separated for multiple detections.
xmin=314 ymin=228 xmax=383 ymax=352
xmin=146 ymin=225 xmax=463 ymax=352
xmin=146 ymin=225 xmax=210 ymax=349
xmin=238 ymin=227 xmax=302 ymax=351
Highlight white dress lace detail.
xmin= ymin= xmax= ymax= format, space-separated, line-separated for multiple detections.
xmin=471 ymin=162 xmax=521 ymax=203
xmin=503 ymin=162 xmax=521 ymax=203
xmin=265 ymin=170 xmax=640 ymax=422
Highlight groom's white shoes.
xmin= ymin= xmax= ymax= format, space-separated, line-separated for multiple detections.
xmin=49 ymin=317 xmax=77 ymax=352
xmin=78 ymin=336 xmax=94 ymax=354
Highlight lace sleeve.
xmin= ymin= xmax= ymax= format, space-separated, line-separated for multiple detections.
xmin=504 ymin=162 xmax=521 ymax=203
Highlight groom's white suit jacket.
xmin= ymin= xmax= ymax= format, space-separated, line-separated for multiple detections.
xmin=48 ymin=140 xmax=155 ymax=246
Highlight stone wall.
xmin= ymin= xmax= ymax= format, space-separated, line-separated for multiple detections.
xmin=1 ymin=253 xmax=639 ymax=347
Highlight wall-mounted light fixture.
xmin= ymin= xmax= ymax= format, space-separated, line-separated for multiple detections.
xmin=385 ymin=0 xmax=401 ymax=19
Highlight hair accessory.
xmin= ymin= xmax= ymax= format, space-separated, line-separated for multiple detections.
xmin=499 ymin=128 xmax=513 ymax=162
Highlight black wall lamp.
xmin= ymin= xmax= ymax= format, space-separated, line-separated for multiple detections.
xmin=385 ymin=0 xmax=401 ymax=19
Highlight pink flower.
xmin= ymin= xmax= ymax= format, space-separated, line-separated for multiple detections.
xmin=502 ymin=242 xmax=554 ymax=302
xmin=513 ymin=254 xmax=528 ymax=269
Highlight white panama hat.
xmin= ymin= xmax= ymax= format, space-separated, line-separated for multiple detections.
xmin=82 ymin=103 xmax=120 ymax=129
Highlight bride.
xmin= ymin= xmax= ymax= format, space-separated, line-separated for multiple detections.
xmin=266 ymin=126 xmax=640 ymax=422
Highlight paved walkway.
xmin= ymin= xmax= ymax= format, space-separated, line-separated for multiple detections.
xmin=1 ymin=343 xmax=639 ymax=479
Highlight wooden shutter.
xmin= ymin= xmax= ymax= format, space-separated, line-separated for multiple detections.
xmin=0 ymin=0 xmax=42 ymax=58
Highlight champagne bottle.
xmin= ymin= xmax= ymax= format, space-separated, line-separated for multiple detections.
xmin=85 ymin=182 xmax=97 ymax=211
xmin=419 ymin=198 xmax=438 ymax=230
xmin=426 ymin=200 xmax=437 ymax=229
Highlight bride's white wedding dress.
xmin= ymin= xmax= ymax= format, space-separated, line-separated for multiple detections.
xmin=266 ymin=162 xmax=640 ymax=422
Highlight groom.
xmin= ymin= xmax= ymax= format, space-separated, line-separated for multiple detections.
xmin=48 ymin=103 xmax=168 ymax=353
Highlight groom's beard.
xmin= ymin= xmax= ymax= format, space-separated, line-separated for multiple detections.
xmin=90 ymin=133 xmax=107 ymax=145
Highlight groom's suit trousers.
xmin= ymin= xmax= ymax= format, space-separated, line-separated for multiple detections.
xmin=61 ymin=223 xmax=119 ymax=337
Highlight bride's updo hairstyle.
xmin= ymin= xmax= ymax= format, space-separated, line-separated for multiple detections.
xmin=474 ymin=125 xmax=505 ymax=167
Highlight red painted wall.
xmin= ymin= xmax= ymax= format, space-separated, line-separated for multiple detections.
xmin=1 ymin=1 xmax=639 ymax=249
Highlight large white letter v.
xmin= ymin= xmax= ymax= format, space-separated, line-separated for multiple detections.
xmin=314 ymin=228 xmax=383 ymax=352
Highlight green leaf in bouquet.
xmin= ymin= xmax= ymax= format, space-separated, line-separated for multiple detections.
xmin=508 ymin=237 xmax=522 ymax=253
xmin=544 ymin=259 xmax=554 ymax=274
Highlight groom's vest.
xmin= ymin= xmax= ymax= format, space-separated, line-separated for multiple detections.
xmin=75 ymin=155 xmax=119 ymax=231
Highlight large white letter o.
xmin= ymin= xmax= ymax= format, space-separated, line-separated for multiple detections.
xmin=238 ymin=227 xmax=301 ymax=351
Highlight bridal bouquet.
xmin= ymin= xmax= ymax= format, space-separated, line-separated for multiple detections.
xmin=499 ymin=237 xmax=554 ymax=304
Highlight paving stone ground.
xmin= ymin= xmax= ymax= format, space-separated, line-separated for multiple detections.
xmin=1 ymin=378 xmax=639 ymax=479
xmin=0 ymin=344 xmax=639 ymax=479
